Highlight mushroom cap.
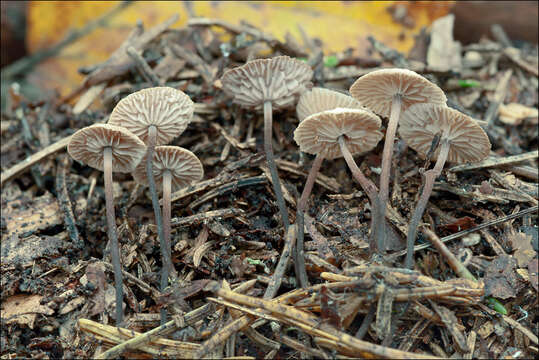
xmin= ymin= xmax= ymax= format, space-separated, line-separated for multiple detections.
xmin=296 ymin=87 xmax=364 ymax=122
xmin=399 ymin=103 xmax=491 ymax=163
xmin=294 ymin=108 xmax=383 ymax=160
xmin=349 ymin=68 xmax=447 ymax=117
xmin=221 ymin=55 xmax=313 ymax=110
xmin=108 ymin=87 xmax=194 ymax=145
xmin=132 ymin=146 xmax=204 ymax=192
xmin=68 ymin=124 xmax=146 ymax=173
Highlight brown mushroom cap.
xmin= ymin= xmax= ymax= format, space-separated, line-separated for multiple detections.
xmin=349 ymin=68 xmax=447 ymax=117
xmin=68 ymin=124 xmax=146 ymax=173
xmin=399 ymin=103 xmax=491 ymax=163
xmin=221 ymin=55 xmax=313 ymax=110
xmin=294 ymin=108 xmax=383 ymax=160
xmin=132 ymin=146 xmax=204 ymax=192
xmin=108 ymin=87 xmax=194 ymax=145
xmin=296 ymin=87 xmax=365 ymax=122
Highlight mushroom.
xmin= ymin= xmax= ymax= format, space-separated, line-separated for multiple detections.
xmin=108 ymin=86 xmax=194 ymax=315
xmin=132 ymin=146 xmax=203 ymax=284
xmin=399 ymin=103 xmax=491 ymax=269
xmin=349 ymin=68 xmax=447 ymax=254
xmin=221 ymin=55 xmax=313 ymax=230
xmin=68 ymin=124 xmax=146 ymax=324
xmin=296 ymin=87 xmax=364 ymax=122
xmin=293 ymin=108 xmax=383 ymax=287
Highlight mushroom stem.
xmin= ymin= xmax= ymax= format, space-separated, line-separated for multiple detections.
xmin=103 ymin=147 xmax=123 ymax=325
xmin=162 ymin=169 xmax=172 ymax=285
xmin=295 ymin=153 xmax=324 ymax=288
xmin=374 ymin=95 xmax=402 ymax=254
xmin=145 ymin=126 xmax=169 ymax=325
xmin=405 ymin=138 xmax=451 ymax=269
xmin=263 ymin=100 xmax=290 ymax=229
xmin=338 ymin=136 xmax=378 ymax=204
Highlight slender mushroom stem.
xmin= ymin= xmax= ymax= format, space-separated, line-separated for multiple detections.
xmin=145 ymin=126 xmax=169 ymax=325
xmin=263 ymin=100 xmax=290 ymax=230
xmin=338 ymin=136 xmax=378 ymax=204
xmin=338 ymin=136 xmax=381 ymax=254
xmin=405 ymin=138 xmax=451 ymax=269
xmin=295 ymin=153 xmax=324 ymax=288
xmin=374 ymin=95 xmax=402 ymax=254
xmin=103 ymin=147 xmax=123 ymax=325
xmin=162 ymin=169 xmax=172 ymax=285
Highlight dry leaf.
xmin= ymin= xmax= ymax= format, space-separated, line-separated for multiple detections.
xmin=498 ymin=103 xmax=539 ymax=125
xmin=26 ymin=1 xmax=452 ymax=96
xmin=477 ymin=321 xmax=494 ymax=339
xmin=85 ymin=262 xmax=106 ymax=317
xmin=1 ymin=294 xmax=54 ymax=329
xmin=484 ymin=255 xmax=524 ymax=299
xmin=509 ymin=232 xmax=536 ymax=267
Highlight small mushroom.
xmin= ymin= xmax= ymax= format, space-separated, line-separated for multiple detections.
xmin=399 ymin=103 xmax=491 ymax=269
xmin=293 ymin=108 xmax=383 ymax=287
xmin=296 ymin=87 xmax=364 ymax=122
xmin=108 ymin=87 xmax=194 ymax=322
xmin=349 ymin=68 xmax=447 ymax=254
xmin=68 ymin=124 xmax=146 ymax=325
xmin=132 ymin=146 xmax=203 ymax=280
xmin=221 ymin=55 xmax=313 ymax=230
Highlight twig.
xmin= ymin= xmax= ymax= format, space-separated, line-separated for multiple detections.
xmin=93 ymin=303 xmax=213 ymax=359
xmin=187 ymin=17 xmax=306 ymax=57
xmin=1 ymin=135 xmax=72 ymax=186
xmin=503 ymin=47 xmax=539 ymax=76
xmin=85 ymin=13 xmax=180 ymax=86
xmin=484 ymin=69 xmax=513 ymax=126
xmin=150 ymin=208 xmax=244 ymax=232
xmin=168 ymin=42 xmax=214 ymax=85
xmin=391 ymin=205 xmax=538 ymax=258
xmin=189 ymin=175 xmax=267 ymax=208
xmin=205 ymin=283 xmax=439 ymax=359
xmin=126 ymin=46 xmax=160 ymax=86
xmin=55 ymin=155 xmax=82 ymax=249
xmin=102 ymin=261 xmax=160 ymax=299
xmin=1 ymin=1 xmax=132 ymax=79
xmin=449 ymin=150 xmax=538 ymax=172
xmin=263 ymin=225 xmax=296 ymax=299
xmin=423 ymin=228 xmax=479 ymax=280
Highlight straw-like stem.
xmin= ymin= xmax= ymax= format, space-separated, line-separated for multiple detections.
xmin=264 ymin=101 xmax=290 ymax=229
xmin=145 ymin=126 xmax=169 ymax=325
xmin=162 ymin=169 xmax=173 ymax=295
xmin=103 ymin=147 xmax=123 ymax=325
xmin=295 ymin=153 xmax=324 ymax=288
xmin=405 ymin=139 xmax=451 ymax=269
xmin=373 ymin=96 xmax=402 ymax=254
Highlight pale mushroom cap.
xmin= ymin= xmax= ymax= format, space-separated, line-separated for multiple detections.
xmin=294 ymin=108 xmax=383 ymax=160
xmin=349 ymin=68 xmax=447 ymax=117
xmin=108 ymin=87 xmax=194 ymax=145
xmin=296 ymin=87 xmax=365 ymax=122
xmin=132 ymin=146 xmax=204 ymax=192
xmin=221 ymin=55 xmax=313 ymax=110
xmin=399 ymin=103 xmax=491 ymax=163
xmin=68 ymin=124 xmax=146 ymax=173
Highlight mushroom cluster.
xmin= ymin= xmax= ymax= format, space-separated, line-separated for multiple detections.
xmin=67 ymin=56 xmax=492 ymax=324
xmin=68 ymin=87 xmax=203 ymax=325
xmin=348 ymin=68 xmax=490 ymax=268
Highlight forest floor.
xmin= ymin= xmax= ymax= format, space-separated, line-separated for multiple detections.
xmin=1 ymin=10 xmax=538 ymax=359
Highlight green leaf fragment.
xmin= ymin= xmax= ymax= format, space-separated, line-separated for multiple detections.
xmin=246 ymin=258 xmax=263 ymax=266
xmin=458 ymin=79 xmax=480 ymax=88
xmin=324 ymin=55 xmax=338 ymax=68
xmin=487 ymin=297 xmax=508 ymax=315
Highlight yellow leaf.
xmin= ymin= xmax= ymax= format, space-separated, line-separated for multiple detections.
xmin=26 ymin=1 xmax=452 ymax=97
